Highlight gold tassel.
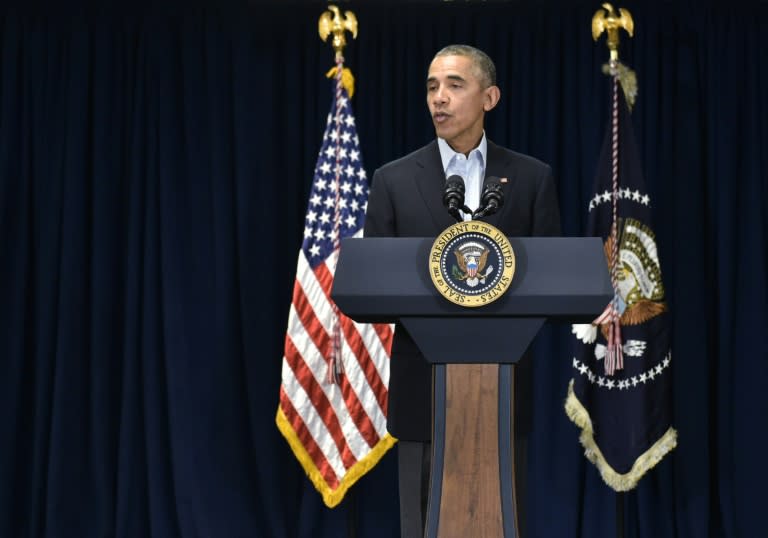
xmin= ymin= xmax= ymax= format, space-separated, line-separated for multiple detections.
xmin=325 ymin=66 xmax=355 ymax=98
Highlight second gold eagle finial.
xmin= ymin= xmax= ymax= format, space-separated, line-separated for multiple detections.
xmin=591 ymin=3 xmax=634 ymax=62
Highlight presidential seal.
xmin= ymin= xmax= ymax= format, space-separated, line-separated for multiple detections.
xmin=428 ymin=221 xmax=515 ymax=307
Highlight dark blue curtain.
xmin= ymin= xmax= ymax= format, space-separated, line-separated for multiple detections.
xmin=1 ymin=2 xmax=765 ymax=537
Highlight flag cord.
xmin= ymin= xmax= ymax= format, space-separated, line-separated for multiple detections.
xmin=606 ymin=66 xmax=624 ymax=376
xmin=327 ymin=55 xmax=345 ymax=385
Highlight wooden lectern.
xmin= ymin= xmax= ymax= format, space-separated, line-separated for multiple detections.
xmin=332 ymin=237 xmax=611 ymax=538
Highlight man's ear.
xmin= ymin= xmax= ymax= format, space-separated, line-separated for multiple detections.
xmin=483 ymin=85 xmax=501 ymax=112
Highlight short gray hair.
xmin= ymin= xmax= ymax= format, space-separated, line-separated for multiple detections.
xmin=433 ymin=44 xmax=497 ymax=88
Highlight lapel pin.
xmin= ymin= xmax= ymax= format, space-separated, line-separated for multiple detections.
xmin=500 ymin=177 xmax=508 ymax=184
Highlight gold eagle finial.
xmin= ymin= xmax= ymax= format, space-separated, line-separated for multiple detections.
xmin=591 ymin=3 xmax=634 ymax=62
xmin=318 ymin=5 xmax=358 ymax=59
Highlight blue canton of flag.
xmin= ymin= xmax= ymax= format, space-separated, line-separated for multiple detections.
xmin=303 ymin=93 xmax=369 ymax=265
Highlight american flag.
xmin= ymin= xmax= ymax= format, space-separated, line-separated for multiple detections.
xmin=276 ymin=80 xmax=395 ymax=508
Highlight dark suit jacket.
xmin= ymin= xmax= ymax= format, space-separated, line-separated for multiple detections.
xmin=364 ymin=139 xmax=561 ymax=441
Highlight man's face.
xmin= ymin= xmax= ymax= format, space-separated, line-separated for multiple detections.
xmin=426 ymin=54 xmax=498 ymax=155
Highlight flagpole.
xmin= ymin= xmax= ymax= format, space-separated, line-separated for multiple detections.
xmin=616 ymin=492 xmax=625 ymax=538
xmin=591 ymin=5 xmax=635 ymax=538
xmin=320 ymin=11 xmax=360 ymax=534
xmin=318 ymin=4 xmax=358 ymax=384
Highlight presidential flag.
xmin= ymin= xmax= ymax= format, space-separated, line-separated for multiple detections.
xmin=565 ymin=65 xmax=677 ymax=491
xmin=276 ymin=69 xmax=395 ymax=507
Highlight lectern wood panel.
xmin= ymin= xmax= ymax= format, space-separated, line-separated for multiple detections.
xmin=437 ymin=364 xmax=503 ymax=538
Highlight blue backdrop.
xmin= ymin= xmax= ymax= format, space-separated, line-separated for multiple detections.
xmin=1 ymin=1 xmax=766 ymax=537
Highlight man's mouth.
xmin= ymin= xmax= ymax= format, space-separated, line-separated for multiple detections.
xmin=433 ymin=112 xmax=450 ymax=123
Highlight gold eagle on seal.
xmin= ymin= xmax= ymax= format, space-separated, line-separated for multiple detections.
xmin=452 ymin=245 xmax=492 ymax=287
xmin=601 ymin=218 xmax=667 ymax=337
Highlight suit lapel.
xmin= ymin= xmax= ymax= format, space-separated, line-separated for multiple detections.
xmin=414 ymin=141 xmax=456 ymax=231
xmin=482 ymin=140 xmax=516 ymax=228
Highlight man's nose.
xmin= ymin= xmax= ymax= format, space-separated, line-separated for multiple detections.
xmin=433 ymin=86 xmax=448 ymax=105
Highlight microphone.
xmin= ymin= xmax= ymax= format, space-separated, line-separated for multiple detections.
xmin=472 ymin=177 xmax=504 ymax=219
xmin=443 ymin=175 xmax=470 ymax=223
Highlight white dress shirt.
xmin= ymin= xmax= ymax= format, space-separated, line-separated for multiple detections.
xmin=437 ymin=133 xmax=488 ymax=221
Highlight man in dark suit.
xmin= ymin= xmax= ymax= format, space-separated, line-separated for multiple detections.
xmin=364 ymin=44 xmax=561 ymax=537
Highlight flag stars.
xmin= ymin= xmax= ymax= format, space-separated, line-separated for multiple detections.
xmin=589 ymin=188 xmax=657 ymax=210
xmin=597 ymin=377 xmax=605 ymax=387
xmin=303 ymin=94 xmax=367 ymax=268
xmin=574 ymin=352 xmax=671 ymax=388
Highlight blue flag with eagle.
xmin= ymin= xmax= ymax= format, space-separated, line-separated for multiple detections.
xmin=565 ymin=66 xmax=677 ymax=491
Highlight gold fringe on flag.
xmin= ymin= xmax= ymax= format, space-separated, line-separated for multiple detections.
xmin=276 ymin=407 xmax=397 ymax=508
xmin=564 ymin=380 xmax=678 ymax=491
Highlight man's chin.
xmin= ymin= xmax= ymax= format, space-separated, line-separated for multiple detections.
xmin=433 ymin=126 xmax=454 ymax=140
